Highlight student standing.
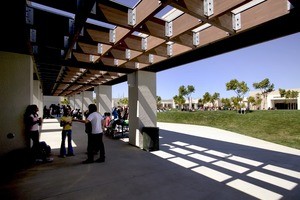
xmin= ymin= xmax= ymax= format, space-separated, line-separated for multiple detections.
xmin=24 ymin=104 xmax=42 ymax=162
xmin=78 ymin=104 xmax=105 ymax=164
xmin=59 ymin=107 xmax=74 ymax=157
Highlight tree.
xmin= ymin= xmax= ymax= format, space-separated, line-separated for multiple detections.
xmin=279 ymin=88 xmax=299 ymax=107
xmin=255 ymin=95 xmax=263 ymax=110
xmin=286 ymin=90 xmax=299 ymax=99
xmin=226 ymin=79 xmax=249 ymax=111
xmin=221 ymin=98 xmax=231 ymax=109
xmin=178 ymin=85 xmax=195 ymax=110
xmin=231 ymin=97 xmax=242 ymax=110
xmin=247 ymin=96 xmax=262 ymax=110
xmin=290 ymin=90 xmax=299 ymax=99
xmin=253 ymin=78 xmax=274 ymax=110
xmin=284 ymin=89 xmax=299 ymax=109
xmin=118 ymin=97 xmax=128 ymax=106
xmin=202 ymin=92 xmax=211 ymax=108
xmin=279 ymin=88 xmax=286 ymax=97
xmin=198 ymin=98 xmax=204 ymax=108
xmin=226 ymin=79 xmax=249 ymax=99
xmin=211 ymin=92 xmax=220 ymax=108
xmin=290 ymin=90 xmax=299 ymax=110
xmin=247 ymin=96 xmax=256 ymax=110
xmin=156 ymin=96 xmax=162 ymax=109
xmin=173 ymin=95 xmax=185 ymax=110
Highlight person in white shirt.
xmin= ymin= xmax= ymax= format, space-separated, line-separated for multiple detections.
xmin=78 ymin=104 xmax=106 ymax=164
xmin=24 ymin=104 xmax=42 ymax=162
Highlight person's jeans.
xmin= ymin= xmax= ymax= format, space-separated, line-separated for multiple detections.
xmin=87 ymin=133 xmax=105 ymax=161
xmin=30 ymin=130 xmax=40 ymax=159
xmin=60 ymin=130 xmax=74 ymax=156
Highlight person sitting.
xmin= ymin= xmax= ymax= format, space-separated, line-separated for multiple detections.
xmin=112 ymin=109 xmax=123 ymax=131
xmin=103 ymin=112 xmax=111 ymax=135
xmin=112 ymin=107 xmax=118 ymax=120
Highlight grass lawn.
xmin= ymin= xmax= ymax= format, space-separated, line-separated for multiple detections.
xmin=157 ymin=110 xmax=300 ymax=150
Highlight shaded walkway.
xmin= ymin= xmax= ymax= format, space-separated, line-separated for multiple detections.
xmin=0 ymin=119 xmax=300 ymax=199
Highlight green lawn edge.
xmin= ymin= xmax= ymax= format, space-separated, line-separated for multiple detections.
xmin=157 ymin=110 xmax=300 ymax=150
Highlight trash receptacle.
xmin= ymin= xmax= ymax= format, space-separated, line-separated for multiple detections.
xmin=142 ymin=127 xmax=159 ymax=151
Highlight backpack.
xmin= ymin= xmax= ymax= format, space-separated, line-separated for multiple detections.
xmin=38 ymin=141 xmax=51 ymax=160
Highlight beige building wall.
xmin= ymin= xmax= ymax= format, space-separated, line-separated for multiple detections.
xmin=160 ymin=99 xmax=175 ymax=109
xmin=267 ymin=89 xmax=300 ymax=110
xmin=0 ymin=52 xmax=34 ymax=156
xmin=249 ymin=89 xmax=300 ymax=110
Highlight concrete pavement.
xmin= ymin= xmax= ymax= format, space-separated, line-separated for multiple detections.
xmin=1 ymin=119 xmax=300 ymax=199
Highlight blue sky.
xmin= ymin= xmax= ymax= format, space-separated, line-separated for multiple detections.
xmin=110 ymin=0 xmax=300 ymax=99
xmin=113 ymin=32 xmax=300 ymax=99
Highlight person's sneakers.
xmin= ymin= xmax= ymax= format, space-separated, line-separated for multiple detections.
xmin=35 ymin=158 xmax=44 ymax=163
xmin=45 ymin=157 xmax=54 ymax=163
xmin=95 ymin=158 xmax=105 ymax=163
xmin=82 ymin=159 xmax=94 ymax=164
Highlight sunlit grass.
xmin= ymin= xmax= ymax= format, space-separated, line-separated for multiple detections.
xmin=157 ymin=110 xmax=300 ymax=150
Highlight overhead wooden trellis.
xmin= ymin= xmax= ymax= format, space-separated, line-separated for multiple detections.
xmin=23 ymin=0 xmax=298 ymax=96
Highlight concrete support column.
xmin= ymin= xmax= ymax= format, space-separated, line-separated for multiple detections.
xmin=95 ymin=85 xmax=112 ymax=114
xmin=74 ymin=94 xmax=82 ymax=110
xmin=69 ymin=96 xmax=75 ymax=109
xmin=128 ymin=71 xmax=157 ymax=149
xmin=83 ymin=91 xmax=94 ymax=114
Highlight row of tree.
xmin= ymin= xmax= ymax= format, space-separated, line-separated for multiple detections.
xmin=165 ymin=78 xmax=299 ymax=111
xmin=113 ymin=78 xmax=298 ymax=111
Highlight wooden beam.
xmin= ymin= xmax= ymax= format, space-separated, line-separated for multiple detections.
xmin=124 ymin=36 xmax=143 ymax=51
xmin=170 ymin=0 xmax=251 ymax=34
xmin=172 ymin=43 xmax=193 ymax=56
xmin=78 ymin=42 xmax=99 ymax=55
xmin=100 ymin=57 xmax=127 ymax=67
xmin=110 ymin=48 xmax=143 ymax=60
xmin=237 ymin=0 xmax=289 ymax=33
xmin=86 ymin=29 xmax=111 ymax=45
xmin=171 ymin=13 xmax=201 ymax=38
xmin=135 ymin=0 xmax=164 ymax=25
xmin=142 ymin=18 xmax=165 ymax=39
xmin=97 ymin=3 xmax=129 ymax=28
xmin=36 ymin=57 xmax=136 ymax=73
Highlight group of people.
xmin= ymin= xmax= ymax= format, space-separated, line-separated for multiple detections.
xmin=24 ymin=103 xmax=106 ymax=164
xmin=43 ymin=104 xmax=83 ymax=119
xmin=43 ymin=104 xmax=64 ymax=118
xmin=110 ymin=106 xmax=129 ymax=130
